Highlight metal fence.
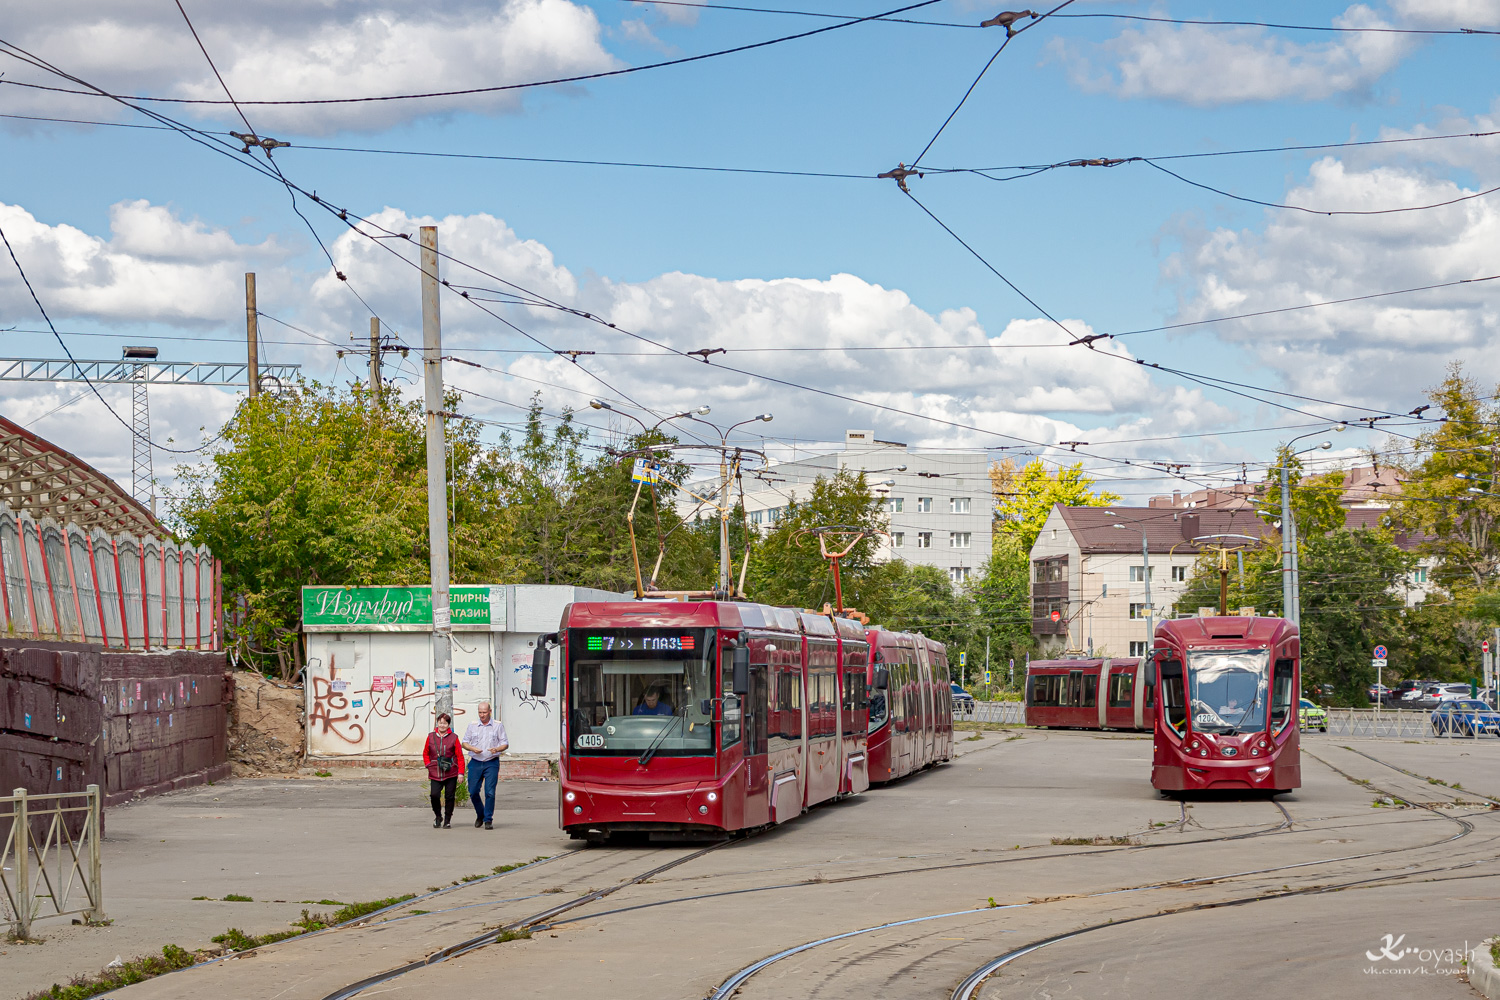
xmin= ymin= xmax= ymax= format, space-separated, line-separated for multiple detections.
xmin=962 ymin=701 xmax=1026 ymax=725
xmin=1323 ymin=708 xmax=1491 ymax=740
xmin=0 ymin=503 xmax=219 ymax=650
xmin=1 ymin=786 xmax=104 ymax=938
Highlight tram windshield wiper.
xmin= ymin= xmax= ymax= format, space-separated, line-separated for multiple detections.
xmin=1224 ymin=694 xmax=1260 ymax=735
xmin=637 ymin=713 xmax=683 ymax=766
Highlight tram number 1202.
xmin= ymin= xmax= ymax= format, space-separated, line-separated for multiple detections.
xmin=575 ymin=733 xmax=605 ymax=748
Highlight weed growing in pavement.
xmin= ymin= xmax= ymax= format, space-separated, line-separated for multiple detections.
xmin=496 ymin=929 xmax=532 ymax=943
xmin=1005 ymin=735 xmax=1024 ymax=742
xmin=23 ymin=944 xmax=197 ymax=1000
xmin=1050 ymin=835 xmax=1139 ymax=846
xmin=313 ymin=770 xmax=333 ymax=777
xmin=964 ymin=733 xmax=984 ymax=742
xmin=986 ymin=897 xmax=998 ymax=908
xmin=221 ymin=894 xmax=252 ymax=902
xmin=330 ymin=896 xmax=416 ymax=924
xmin=191 ymin=896 xmax=210 ymax=900
xmin=1491 ymin=940 xmax=1499 ymax=966
xmin=298 ymin=899 xmax=345 ymax=906
xmin=407 ymin=910 xmax=429 ymax=916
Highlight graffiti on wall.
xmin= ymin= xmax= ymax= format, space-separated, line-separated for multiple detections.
xmin=308 ymin=673 xmax=431 ymax=746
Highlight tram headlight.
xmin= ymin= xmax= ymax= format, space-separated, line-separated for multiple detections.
xmin=1258 ymin=739 xmax=1268 ymax=749
xmin=707 ymin=792 xmax=718 ymax=802
xmin=1189 ymin=740 xmax=1199 ymax=750
xmin=573 ymin=805 xmax=583 ymax=815
xmin=1251 ymin=748 xmax=1260 ymax=756
xmin=698 ymin=805 xmax=709 ymax=815
xmin=1199 ymin=750 xmax=1208 ymax=757
xmin=565 ymin=792 xmax=576 ymax=802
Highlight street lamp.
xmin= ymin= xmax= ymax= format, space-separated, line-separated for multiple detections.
xmin=685 ymin=411 xmax=775 ymax=596
xmin=1105 ymin=514 xmax=1152 ymax=660
xmin=1278 ymin=425 xmax=1344 ymax=629
xmin=589 ymin=399 xmax=711 ymax=434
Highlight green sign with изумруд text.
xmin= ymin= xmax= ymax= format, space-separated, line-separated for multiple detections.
xmin=302 ymin=585 xmax=508 ymax=631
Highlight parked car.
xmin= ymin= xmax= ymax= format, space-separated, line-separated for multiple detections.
xmin=1480 ymin=688 xmax=1498 ymax=709
xmin=1412 ymin=683 xmax=1473 ymax=710
xmin=1398 ymin=680 xmax=1438 ymax=707
xmin=1430 ymin=699 xmax=1500 ymax=737
xmin=1298 ymin=698 xmax=1328 ymax=733
xmin=950 ymin=682 xmax=975 ymax=715
xmin=1367 ymin=683 xmax=1390 ymax=704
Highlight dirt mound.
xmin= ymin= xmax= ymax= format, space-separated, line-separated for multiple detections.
xmin=229 ymin=671 xmax=304 ymax=775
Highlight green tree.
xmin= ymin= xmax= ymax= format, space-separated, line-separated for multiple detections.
xmin=1252 ymin=453 xmax=1346 ymax=540
xmin=174 ymin=381 xmax=518 ymax=676
xmin=745 ymin=469 xmax=885 ymax=612
xmin=991 ymin=458 xmax=1120 ymax=552
xmin=1395 ymin=363 xmax=1500 ymax=591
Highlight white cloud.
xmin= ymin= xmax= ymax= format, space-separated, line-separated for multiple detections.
xmin=1049 ymin=4 xmax=1410 ymax=106
xmin=1164 ymin=158 xmax=1500 ymax=409
xmin=0 ymin=200 xmax=288 ymax=326
xmin=2 ymin=0 xmax=617 ymax=135
xmin=1388 ymin=0 xmax=1500 ymax=28
xmin=1374 ymin=98 xmax=1500 ymax=173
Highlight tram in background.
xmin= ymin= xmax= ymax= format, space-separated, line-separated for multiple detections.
xmin=1024 ymin=657 xmax=1149 ymax=731
xmin=1148 ymin=615 xmax=1301 ymax=794
xmin=535 ymin=601 xmax=953 ymax=842
xmin=864 ymin=627 xmax=955 ymax=783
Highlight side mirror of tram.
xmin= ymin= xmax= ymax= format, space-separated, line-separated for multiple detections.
xmin=732 ymin=646 xmax=750 ymax=695
xmin=701 ymin=699 xmax=713 ymax=717
xmin=1145 ymin=661 xmax=1156 ymax=687
xmin=873 ymin=666 xmax=889 ymax=690
xmin=531 ymin=639 xmax=552 ymax=697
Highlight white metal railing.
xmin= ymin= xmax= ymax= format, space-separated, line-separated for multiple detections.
xmin=964 ymin=701 xmax=1026 ymax=725
xmin=1 ymin=786 xmax=105 ymax=938
xmin=1324 ymin=708 xmax=1484 ymax=740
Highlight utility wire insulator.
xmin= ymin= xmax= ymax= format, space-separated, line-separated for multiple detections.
xmin=229 ymin=131 xmax=291 ymax=155
xmin=877 ymin=163 xmax=921 ymax=193
xmin=979 ymin=9 xmax=1037 ymax=35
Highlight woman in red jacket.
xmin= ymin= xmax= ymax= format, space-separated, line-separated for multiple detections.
xmin=423 ymin=713 xmax=465 ymax=828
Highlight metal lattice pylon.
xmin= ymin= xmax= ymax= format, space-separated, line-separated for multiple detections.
xmin=129 ymin=363 xmax=152 ymax=509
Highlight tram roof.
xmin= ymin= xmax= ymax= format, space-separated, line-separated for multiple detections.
xmin=563 ymin=600 xmax=868 ymax=636
xmin=1156 ymin=615 xmax=1297 ymax=644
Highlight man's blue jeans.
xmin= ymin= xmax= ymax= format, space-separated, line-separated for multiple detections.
xmin=468 ymin=758 xmax=499 ymax=822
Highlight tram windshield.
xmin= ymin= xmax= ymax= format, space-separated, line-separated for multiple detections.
xmin=566 ymin=628 xmax=716 ymax=756
xmin=1187 ymin=648 xmax=1270 ymax=735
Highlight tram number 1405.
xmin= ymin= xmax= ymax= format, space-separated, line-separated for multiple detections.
xmin=575 ymin=734 xmax=605 ymax=748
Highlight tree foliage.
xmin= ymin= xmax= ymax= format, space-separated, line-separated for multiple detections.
xmin=991 ymin=458 xmax=1120 ymax=552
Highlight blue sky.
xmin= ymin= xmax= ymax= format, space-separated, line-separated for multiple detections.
xmin=1 ymin=0 xmax=1497 ymax=505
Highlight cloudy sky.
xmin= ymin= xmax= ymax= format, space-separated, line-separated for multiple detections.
xmin=1 ymin=0 xmax=1496 ymax=508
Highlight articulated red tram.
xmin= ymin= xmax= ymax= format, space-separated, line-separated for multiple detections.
xmin=534 ymin=601 xmax=952 ymax=841
xmin=1024 ymin=657 xmax=1149 ymax=731
xmin=864 ymin=627 xmax=955 ymax=783
xmin=1149 ymin=615 xmax=1301 ymax=794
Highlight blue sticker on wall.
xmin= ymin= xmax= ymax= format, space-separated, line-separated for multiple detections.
xmin=469 ymin=667 xmax=480 ymax=675
xmin=55 ymin=767 xmax=62 ymax=781
xmin=352 ymin=699 xmax=364 ymax=708
xmin=24 ymin=713 xmax=31 ymax=728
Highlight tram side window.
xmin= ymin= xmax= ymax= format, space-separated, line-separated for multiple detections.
xmin=1029 ymin=674 xmax=1061 ymax=706
xmin=1160 ymin=659 xmax=1186 ymax=733
xmin=1108 ymin=673 xmax=1133 ymax=708
xmin=1083 ymin=674 xmax=1098 ymax=708
xmin=720 ymin=649 xmax=741 ymax=748
xmin=774 ymin=666 xmax=803 ymax=741
xmin=1270 ymin=658 xmax=1295 ymax=731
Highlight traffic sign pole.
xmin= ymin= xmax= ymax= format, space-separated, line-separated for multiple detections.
xmin=1372 ymin=645 xmax=1387 ymax=734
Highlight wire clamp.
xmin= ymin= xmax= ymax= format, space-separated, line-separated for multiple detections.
xmin=229 ymin=131 xmax=291 ymax=155
xmin=979 ymin=9 xmax=1037 ymax=35
xmin=877 ymin=163 xmax=921 ymax=193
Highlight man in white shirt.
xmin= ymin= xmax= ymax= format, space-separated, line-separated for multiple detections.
xmin=461 ymin=701 xmax=509 ymax=829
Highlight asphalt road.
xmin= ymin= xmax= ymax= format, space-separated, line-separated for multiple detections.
xmin=7 ymin=732 xmax=1498 ymax=1000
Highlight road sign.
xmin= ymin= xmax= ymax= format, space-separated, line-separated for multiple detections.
xmin=1372 ymin=645 xmax=1388 ymax=659
xmin=959 ymin=651 xmax=967 ymax=666
xmin=1050 ymin=610 xmax=1061 ymax=622
xmin=984 ymin=670 xmax=993 ymax=685
xmin=1372 ymin=658 xmax=1387 ymax=668
xmin=1484 ymin=640 xmax=1491 ymax=654
xmin=631 ymin=458 xmax=659 ymax=484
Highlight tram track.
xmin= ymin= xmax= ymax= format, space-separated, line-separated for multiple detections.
xmin=701 ymin=753 xmax=1499 ymax=1000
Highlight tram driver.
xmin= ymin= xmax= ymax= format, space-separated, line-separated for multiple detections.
xmin=634 ymin=686 xmax=674 ymax=716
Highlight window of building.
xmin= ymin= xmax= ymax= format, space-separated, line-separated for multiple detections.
xmin=949 ymin=566 xmax=970 ymax=584
xmin=887 ymin=497 xmax=904 ymax=513
xmin=916 ymin=532 xmax=932 ymax=549
xmin=891 ymin=532 xmax=905 ymax=548
xmin=1129 ymin=565 xmax=1153 ymax=582
xmin=949 ymin=497 xmax=970 ymax=514
xmin=1413 ymin=567 xmax=1428 ymax=584
xmin=767 ymin=508 xmax=781 ymax=523
xmin=1129 ymin=641 xmax=1149 ymax=657
xmin=949 ymin=532 xmax=971 ymax=548
xmin=1129 ymin=602 xmax=1151 ymax=620
xmin=1171 ymin=565 xmax=1187 ymax=582
xmin=916 ymin=497 xmax=933 ymax=513
xmin=750 ymin=510 xmax=763 ymax=525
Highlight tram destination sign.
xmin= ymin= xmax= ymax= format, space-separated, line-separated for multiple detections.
xmin=580 ymin=631 xmax=698 ymax=653
xmin=302 ymin=585 xmax=508 ymax=632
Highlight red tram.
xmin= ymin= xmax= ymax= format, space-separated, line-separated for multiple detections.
xmin=1024 ymin=657 xmax=1149 ymax=731
xmin=865 ymin=627 xmax=955 ymax=783
xmin=1148 ymin=615 xmax=1301 ymax=794
xmin=534 ymin=601 xmax=953 ymax=841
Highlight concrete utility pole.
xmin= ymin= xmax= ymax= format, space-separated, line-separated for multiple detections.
xmin=245 ymin=273 xmax=260 ymax=398
xmin=1278 ymin=426 xmax=1341 ymax=627
xmin=369 ymin=317 xmax=381 ymax=405
xmin=420 ymin=226 xmax=453 ymax=718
